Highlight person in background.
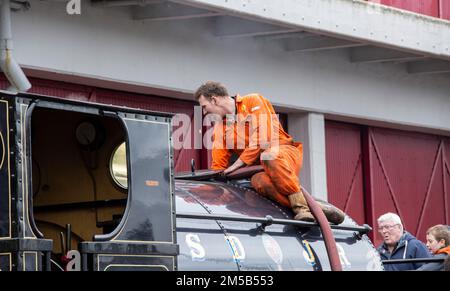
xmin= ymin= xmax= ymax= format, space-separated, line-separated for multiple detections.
xmin=417 ymin=224 xmax=450 ymax=271
xmin=376 ymin=212 xmax=430 ymax=271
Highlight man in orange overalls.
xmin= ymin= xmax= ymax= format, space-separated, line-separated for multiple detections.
xmin=195 ymin=81 xmax=344 ymax=224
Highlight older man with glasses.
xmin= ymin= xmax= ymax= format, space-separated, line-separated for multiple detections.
xmin=376 ymin=213 xmax=430 ymax=271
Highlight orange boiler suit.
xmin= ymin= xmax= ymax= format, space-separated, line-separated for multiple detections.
xmin=211 ymin=94 xmax=303 ymax=208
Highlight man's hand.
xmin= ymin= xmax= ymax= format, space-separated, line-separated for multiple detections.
xmin=223 ymin=158 xmax=246 ymax=175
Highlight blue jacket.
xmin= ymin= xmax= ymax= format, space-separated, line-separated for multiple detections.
xmin=377 ymin=231 xmax=431 ymax=271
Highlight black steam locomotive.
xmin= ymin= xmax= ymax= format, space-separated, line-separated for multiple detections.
xmin=0 ymin=92 xmax=383 ymax=271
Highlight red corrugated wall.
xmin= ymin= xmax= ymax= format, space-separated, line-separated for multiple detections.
xmin=365 ymin=127 xmax=449 ymax=245
xmin=440 ymin=0 xmax=450 ymax=20
xmin=368 ymin=0 xmax=440 ymax=17
xmin=445 ymin=139 xmax=450 ymax=222
xmin=327 ymin=121 xmax=450 ymax=246
xmin=0 ymin=75 xmax=202 ymax=173
xmin=326 ymin=121 xmax=366 ymax=225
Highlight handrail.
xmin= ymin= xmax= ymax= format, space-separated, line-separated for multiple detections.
xmin=34 ymin=202 xmax=372 ymax=234
xmin=176 ymin=212 xmax=371 ymax=235
xmin=382 ymin=257 xmax=446 ymax=264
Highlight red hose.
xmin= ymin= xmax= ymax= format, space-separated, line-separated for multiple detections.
xmin=301 ymin=187 xmax=342 ymax=271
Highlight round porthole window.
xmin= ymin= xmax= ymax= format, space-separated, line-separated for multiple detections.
xmin=110 ymin=142 xmax=128 ymax=189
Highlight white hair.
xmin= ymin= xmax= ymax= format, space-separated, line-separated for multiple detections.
xmin=377 ymin=212 xmax=403 ymax=228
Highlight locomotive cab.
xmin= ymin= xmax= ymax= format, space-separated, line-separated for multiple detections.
xmin=32 ymin=106 xmax=127 ymax=270
xmin=0 ymin=93 xmax=178 ymax=271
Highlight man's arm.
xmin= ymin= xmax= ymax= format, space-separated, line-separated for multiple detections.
xmin=211 ymin=123 xmax=232 ymax=170
xmin=238 ymin=95 xmax=275 ymax=165
xmin=211 ymin=148 xmax=232 ymax=170
xmin=223 ymin=158 xmax=245 ymax=174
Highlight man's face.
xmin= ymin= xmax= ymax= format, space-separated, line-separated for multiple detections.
xmin=378 ymin=221 xmax=402 ymax=246
xmin=426 ymin=233 xmax=444 ymax=253
xmin=198 ymin=95 xmax=225 ymax=117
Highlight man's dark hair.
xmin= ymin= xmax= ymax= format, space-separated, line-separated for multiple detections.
xmin=194 ymin=81 xmax=229 ymax=101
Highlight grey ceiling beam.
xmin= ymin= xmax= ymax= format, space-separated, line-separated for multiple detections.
xmin=91 ymin=0 xmax=165 ymax=7
xmin=10 ymin=0 xmax=30 ymax=11
xmin=285 ymin=35 xmax=364 ymax=52
xmin=407 ymin=60 xmax=450 ymax=74
xmin=213 ymin=16 xmax=296 ymax=38
xmin=253 ymin=31 xmax=312 ymax=41
xmin=172 ymin=0 xmax=450 ymax=60
xmin=133 ymin=2 xmax=221 ymax=21
xmin=350 ymin=46 xmax=425 ymax=63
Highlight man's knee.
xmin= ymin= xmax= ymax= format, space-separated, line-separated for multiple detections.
xmin=251 ymin=172 xmax=270 ymax=190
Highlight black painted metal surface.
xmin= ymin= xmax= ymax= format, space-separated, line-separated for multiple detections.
xmin=175 ymin=180 xmax=383 ymax=271
xmin=0 ymin=97 xmax=10 ymax=239
xmin=94 ymin=115 xmax=175 ymax=243
xmin=80 ymin=112 xmax=178 ymax=271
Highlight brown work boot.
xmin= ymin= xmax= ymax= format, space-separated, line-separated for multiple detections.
xmin=288 ymin=192 xmax=315 ymax=222
xmin=317 ymin=202 xmax=346 ymax=225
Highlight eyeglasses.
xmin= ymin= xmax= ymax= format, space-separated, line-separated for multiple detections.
xmin=377 ymin=224 xmax=399 ymax=232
